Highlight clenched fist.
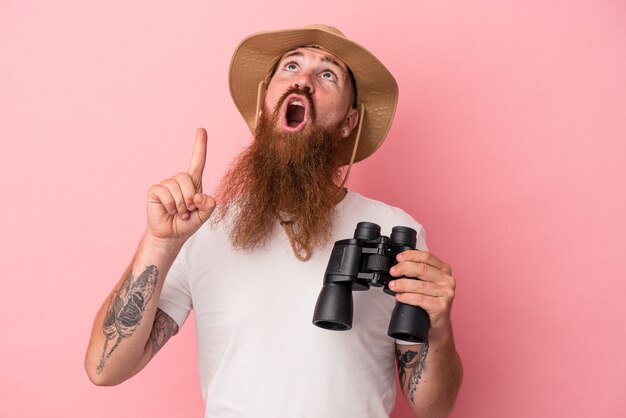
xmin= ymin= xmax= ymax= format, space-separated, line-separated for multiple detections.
xmin=146 ymin=128 xmax=216 ymax=242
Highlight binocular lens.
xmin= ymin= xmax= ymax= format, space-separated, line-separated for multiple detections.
xmin=312 ymin=283 xmax=353 ymax=330
xmin=387 ymin=302 xmax=430 ymax=343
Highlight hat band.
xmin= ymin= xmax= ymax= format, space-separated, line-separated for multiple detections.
xmin=337 ymin=102 xmax=365 ymax=189
xmin=254 ymin=80 xmax=267 ymax=128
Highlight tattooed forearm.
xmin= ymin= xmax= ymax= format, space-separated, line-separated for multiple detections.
xmin=396 ymin=343 xmax=429 ymax=404
xmin=96 ymin=265 xmax=159 ymax=374
xmin=150 ymin=308 xmax=179 ymax=359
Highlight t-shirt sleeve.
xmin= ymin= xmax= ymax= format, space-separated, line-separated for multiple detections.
xmin=158 ymin=244 xmax=193 ymax=329
xmin=415 ymin=224 xmax=428 ymax=252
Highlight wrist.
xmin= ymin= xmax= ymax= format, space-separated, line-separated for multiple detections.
xmin=428 ymin=321 xmax=456 ymax=346
xmin=141 ymin=232 xmax=185 ymax=256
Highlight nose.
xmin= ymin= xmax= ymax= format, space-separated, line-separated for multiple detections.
xmin=293 ymin=72 xmax=315 ymax=94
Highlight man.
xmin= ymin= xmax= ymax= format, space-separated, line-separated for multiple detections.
xmin=85 ymin=24 xmax=463 ymax=417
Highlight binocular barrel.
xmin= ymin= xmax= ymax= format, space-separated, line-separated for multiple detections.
xmin=312 ymin=222 xmax=430 ymax=343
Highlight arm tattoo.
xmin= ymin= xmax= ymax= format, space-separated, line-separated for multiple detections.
xmin=150 ymin=308 xmax=179 ymax=359
xmin=396 ymin=343 xmax=429 ymax=404
xmin=96 ymin=265 xmax=159 ymax=374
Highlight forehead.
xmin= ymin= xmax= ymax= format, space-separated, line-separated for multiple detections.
xmin=278 ymin=47 xmax=349 ymax=72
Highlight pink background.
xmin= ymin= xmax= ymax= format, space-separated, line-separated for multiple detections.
xmin=1 ymin=1 xmax=625 ymax=417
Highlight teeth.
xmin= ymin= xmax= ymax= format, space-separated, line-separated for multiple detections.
xmin=289 ymin=100 xmax=304 ymax=107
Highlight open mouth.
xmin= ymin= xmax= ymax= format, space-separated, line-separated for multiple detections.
xmin=286 ymin=101 xmax=305 ymax=127
xmin=281 ymin=95 xmax=309 ymax=132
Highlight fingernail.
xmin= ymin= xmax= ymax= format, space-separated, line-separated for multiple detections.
xmin=396 ymin=254 xmax=404 ymax=261
xmin=389 ymin=280 xmax=396 ymax=289
xmin=189 ymin=204 xmax=197 ymax=211
xmin=181 ymin=212 xmax=190 ymax=220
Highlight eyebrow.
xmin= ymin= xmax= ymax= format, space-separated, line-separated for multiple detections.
xmin=320 ymin=55 xmax=346 ymax=72
xmin=280 ymin=51 xmax=304 ymax=62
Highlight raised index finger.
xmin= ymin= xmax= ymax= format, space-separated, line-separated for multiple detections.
xmin=188 ymin=128 xmax=207 ymax=187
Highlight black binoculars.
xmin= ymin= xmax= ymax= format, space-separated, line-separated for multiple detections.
xmin=312 ymin=222 xmax=430 ymax=343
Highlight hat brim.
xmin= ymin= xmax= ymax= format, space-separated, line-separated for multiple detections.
xmin=229 ymin=26 xmax=398 ymax=165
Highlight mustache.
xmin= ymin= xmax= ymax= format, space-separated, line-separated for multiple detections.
xmin=272 ymin=84 xmax=317 ymax=123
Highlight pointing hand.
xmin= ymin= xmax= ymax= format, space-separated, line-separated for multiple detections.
xmin=146 ymin=128 xmax=216 ymax=242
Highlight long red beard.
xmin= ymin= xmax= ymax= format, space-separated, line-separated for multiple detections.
xmin=213 ymin=87 xmax=345 ymax=260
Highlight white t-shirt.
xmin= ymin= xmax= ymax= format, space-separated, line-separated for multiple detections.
xmin=159 ymin=190 xmax=427 ymax=418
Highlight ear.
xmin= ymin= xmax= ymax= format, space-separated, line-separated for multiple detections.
xmin=341 ymin=108 xmax=359 ymax=138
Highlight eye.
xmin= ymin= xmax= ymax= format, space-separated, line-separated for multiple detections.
xmin=320 ymin=71 xmax=337 ymax=82
xmin=284 ymin=61 xmax=298 ymax=71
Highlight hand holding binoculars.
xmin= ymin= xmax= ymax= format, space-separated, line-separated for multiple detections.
xmin=312 ymin=222 xmax=430 ymax=343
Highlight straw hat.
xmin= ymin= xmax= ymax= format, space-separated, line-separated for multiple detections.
xmin=228 ymin=24 xmax=398 ymax=165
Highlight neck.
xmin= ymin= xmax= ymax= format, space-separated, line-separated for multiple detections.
xmin=334 ymin=187 xmax=348 ymax=205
